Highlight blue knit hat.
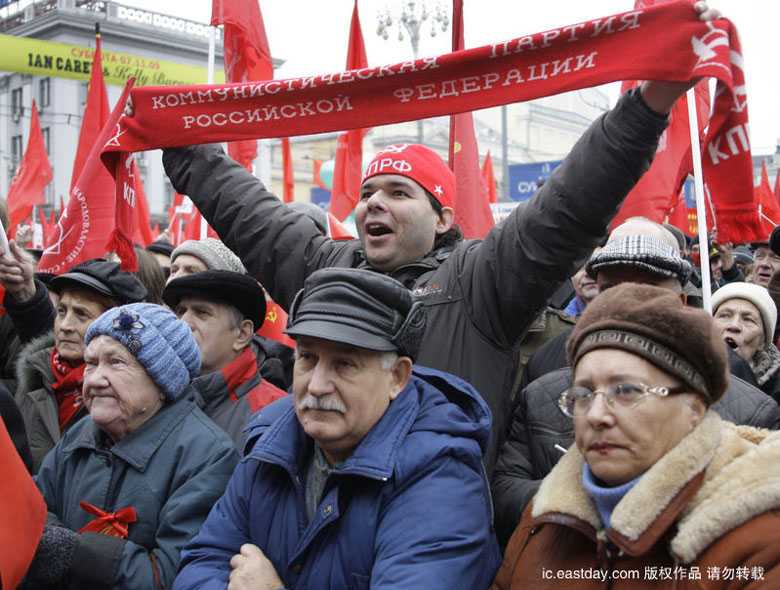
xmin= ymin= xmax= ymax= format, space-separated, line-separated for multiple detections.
xmin=85 ymin=303 xmax=201 ymax=401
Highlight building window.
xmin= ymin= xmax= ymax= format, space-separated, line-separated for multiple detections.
xmin=39 ymin=78 xmax=50 ymax=108
xmin=42 ymin=127 xmax=50 ymax=155
xmin=11 ymin=134 xmax=23 ymax=167
xmin=11 ymin=87 xmax=23 ymax=120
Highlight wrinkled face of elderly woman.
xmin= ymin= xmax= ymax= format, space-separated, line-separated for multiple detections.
xmin=83 ymin=335 xmax=165 ymax=442
xmin=571 ymin=348 xmax=706 ymax=486
xmin=712 ymin=298 xmax=766 ymax=363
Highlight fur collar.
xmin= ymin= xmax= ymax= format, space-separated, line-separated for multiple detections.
xmin=15 ymin=332 xmax=55 ymax=395
xmin=750 ymin=344 xmax=780 ymax=386
xmin=532 ymin=411 xmax=780 ymax=563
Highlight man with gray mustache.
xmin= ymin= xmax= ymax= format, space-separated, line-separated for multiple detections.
xmin=175 ymin=268 xmax=500 ymax=590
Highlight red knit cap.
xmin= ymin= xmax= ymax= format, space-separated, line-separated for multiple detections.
xmin=361 ymin=144 xmax=456 ymax=210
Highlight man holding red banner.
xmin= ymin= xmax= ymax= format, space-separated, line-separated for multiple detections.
xmin=163 ymin=3 xmax=719 ymax=473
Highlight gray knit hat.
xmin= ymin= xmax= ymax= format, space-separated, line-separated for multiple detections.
xmin=586 ymin=234 xmax=692 ymax=285
xmin=171 ymin=238 xmax=246 ymax=274
xmin=85 ymin=303 xmax=201 ymax=401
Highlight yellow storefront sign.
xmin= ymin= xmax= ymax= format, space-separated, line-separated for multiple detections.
xmin=0 ymin=33 xmax=225 ymax=86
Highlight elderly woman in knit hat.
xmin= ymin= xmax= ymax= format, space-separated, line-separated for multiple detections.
xmin=712 ymin=281 xmax=780 ymax=402
xmin=492 ymin=283 xmax=780 ymax=590
xmin=26 ymin=303 xmax=238 ymax=589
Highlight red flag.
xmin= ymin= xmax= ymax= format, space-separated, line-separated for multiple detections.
xmin=448 ymin=0 xmax=494 ymax=238
xmin=327 ymin=212 xmax=354 ymax=240
xmin=257 ymin=299 xmax=296 ymax=349
xmin=183 ymin=207 xmax=217 ymax=241
xmin=131 ymin=161 xmax=153 ymax=247
xmin=167 ymin=192 xmax=184 ymax=246
xmin=39 ymin=80 xmax=134 ymax=274
xmin=211 ymin=0 xmax=273 ymax=170
xmin=71 ymin=29 xmax=110 ymax=190
xmin=312 ymin=159 xmax=326 ymax=189
xmin=701 ymin=24 xmax=760 ymax=242
xmin=330 ymin=0 xmax=369 ymax=220
xmin=756 ymin=161 xmax=780 ymax=237
xmin=612 ymin=81 xmax=709 ymax=228
xmin=151 ymin=223 xmax=160 ymax=242
xmin=7 ymin=100 xmax=53 ymax=239
xmin=38 ymin=207 xmax=51 ymax=245
xmin=481 ymin=151 xmax=498 ymax=204
xmin=666 ymin=190 xmax=692 ymax=236
xmin=0 ymin=417 xmax=47 ymax=590
xmin=282 ymin=138 xmax=294 ymax=203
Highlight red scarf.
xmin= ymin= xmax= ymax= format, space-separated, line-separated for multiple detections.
xmin=49 ymin=349 xmax=85 ymax=432
xmin=78 ymin=501 xmax=137 ymax=539
xmin=222 ymin=347 xmax=259 ymax=401
xmin=222 ymin=347 xmax=287 ymax=412
xmin=100 ymin=3 xmax=756 ymax=249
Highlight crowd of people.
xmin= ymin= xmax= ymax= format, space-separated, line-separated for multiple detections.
xmin=1 ymin=3 xmax=779 ymax=588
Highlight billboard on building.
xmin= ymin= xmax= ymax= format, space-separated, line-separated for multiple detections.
xmin=508 ymin=160 xmax=562 ymax=201
xmin=0 ymin=33 xmax=224 ymax=86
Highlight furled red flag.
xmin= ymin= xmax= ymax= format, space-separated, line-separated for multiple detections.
xmin=481 ymin=151 xmax=498 ymax=204
xmin=330 ymin=0 xmax=369 ymax=220
xmin=282 ymin=138 xmax=294 ymax=203
xmin=448 ymin=0 xmax=494 ymax=238
xmin=151 ymin=223 xmax=160 ymax=242
xmin=7 ymin=100 xmax=53 ymax=239
xmin=131 ymin=161 xmax=153 ymax=246
xmin=39 ymin=80 xmax=134 ymax=274
xmin=312 ymin=159 xmax=326 ymax=189
xmin=211 ymin=0 xmax=273 ymax=170
xmin=71 ymin=26 xmax=110 ymax=190
xmin=756 ymin=161 xmax=780 ymax=237
xmin=0 ymin=417 xmax=46 ymax=590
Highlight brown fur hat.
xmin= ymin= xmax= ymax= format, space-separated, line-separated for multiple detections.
xmin=567 ymin=283 xmax=728 ymax=404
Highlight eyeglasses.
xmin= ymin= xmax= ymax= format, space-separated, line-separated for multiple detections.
xmin=558 ymin=382 xmax=686 ymax=418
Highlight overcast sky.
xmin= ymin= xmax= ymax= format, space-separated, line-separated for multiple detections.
xmin=125 ymin=1 xmax=777 ymax=154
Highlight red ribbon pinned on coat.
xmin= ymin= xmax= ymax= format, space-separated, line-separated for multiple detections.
xmin=78 ymin=501 xmax=137 ymax=539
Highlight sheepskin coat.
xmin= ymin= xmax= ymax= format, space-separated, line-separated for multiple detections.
xmin=492 ymin=412 xmax=780 ymax=589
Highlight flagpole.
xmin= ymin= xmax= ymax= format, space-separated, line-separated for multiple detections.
xmin=201 ymin=25 xmax=217 ymax=241
xmin=686 ymin=87 xmax=712 ymax=314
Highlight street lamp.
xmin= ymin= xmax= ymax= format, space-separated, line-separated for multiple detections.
xmin=377 ymin=1 xmax=449 ymax=143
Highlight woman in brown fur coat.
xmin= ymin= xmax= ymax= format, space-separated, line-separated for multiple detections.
xmin=493 ymin=283 xmax=780 ymax=589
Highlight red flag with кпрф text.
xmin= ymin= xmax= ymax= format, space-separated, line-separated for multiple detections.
xmin=448 ymin=0 xmax=494 ymax=238
xmin=700 ymin=21 xmax=761 ymax=242
xmin=330 ymin=0 xmax=369 ymax=220
xmin=211 ymin=0 xmax=273 ymax=170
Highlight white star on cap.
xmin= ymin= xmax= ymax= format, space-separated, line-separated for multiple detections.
xmin=434 ymin=185 xmax=444 ymax=197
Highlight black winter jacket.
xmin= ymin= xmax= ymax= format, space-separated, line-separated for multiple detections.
xmin=163 ymin=90 xmax=668 ymax=472
xmin=492 ymin=366 xmax=780 ymax=547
